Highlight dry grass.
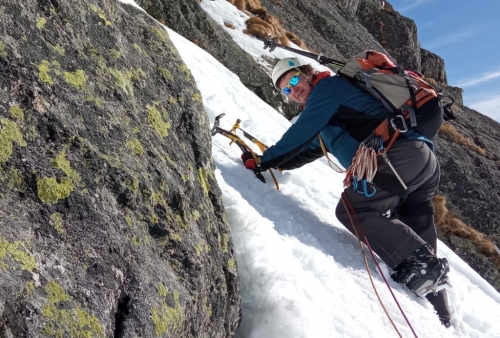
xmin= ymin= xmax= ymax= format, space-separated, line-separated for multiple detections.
xmin=227 ymin=0 xmax=307 ymax=49
xmin=434 ymin=195 xmax=500 ymax=270
xmin=424 ymin=77 xmax=438 ymax=86
xmin=224 ymin=22 xmax=235 ymax=29
xmin=378 ymin=20 xmax=387 ymax=46
xmin=439 ymin=123 xmax=486 ymax=156
xmin=285 ymin=31 xmax=307 ymax=49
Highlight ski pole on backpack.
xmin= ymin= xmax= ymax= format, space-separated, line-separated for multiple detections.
xmin=261 ymin=35 xmax=346 ymax=69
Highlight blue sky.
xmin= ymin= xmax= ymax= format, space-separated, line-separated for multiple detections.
xmin=389 ymin=0 xmax=500 ymax=122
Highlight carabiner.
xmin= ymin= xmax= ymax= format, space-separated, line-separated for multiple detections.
xmin=352 ymin=178 xmax=377 ymax=197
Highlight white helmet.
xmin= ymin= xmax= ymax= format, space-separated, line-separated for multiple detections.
xmin=271 ymin=57 xmax=309 ymax=89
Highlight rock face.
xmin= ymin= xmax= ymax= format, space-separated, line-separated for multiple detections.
xmin=356 ymin=0 xmax=421 ymax=71
xmin=133 ymin=0 xmax=300 ymax=120
xmin=434 ymin=104 xmax=500 ymax=290
xmin=420 ymin=48 xmax=447 ymax=84
xmin=441 ymin=85 xmax=464 ymax=106
xmin=258 ymin=0 xmax=387 ymax=61
xmin=0 ymin=0 xmax=240 ymax=337
xmin=419 ymin=48 xmax=464 ymax=105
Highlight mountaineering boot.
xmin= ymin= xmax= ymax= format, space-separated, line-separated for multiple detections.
xmin=391 ymin=244 xmax=450 ymax=297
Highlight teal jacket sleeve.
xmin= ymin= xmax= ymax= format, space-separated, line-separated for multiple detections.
xmin=277 ymin=137 xmax=324 ymax=170
xmin=260 ymin=77 xmax=342 ymax=170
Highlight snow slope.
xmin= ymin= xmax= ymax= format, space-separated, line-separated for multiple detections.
xmin=121 ymin=0 xmax=500 ymax=337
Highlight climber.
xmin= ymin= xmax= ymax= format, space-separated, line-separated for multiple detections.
xmin=241 ymin=57 xmax=452 ymax=327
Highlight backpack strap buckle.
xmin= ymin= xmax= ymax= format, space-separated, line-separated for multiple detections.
xmin=390 ymin=115 xmax=408 ymax=133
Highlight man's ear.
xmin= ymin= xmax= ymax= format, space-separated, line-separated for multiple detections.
xmin=299 ymin=72 xmax=313 ymax=86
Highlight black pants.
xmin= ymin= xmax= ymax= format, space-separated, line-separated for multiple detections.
xmin=336 ymin=139 xmax=450 ymax=320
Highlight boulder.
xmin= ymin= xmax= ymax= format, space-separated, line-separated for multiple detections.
xmin=435 ymin=104 xmax=500 ymax=290
xmin=0 ymin=0 xmax=240 ymax=336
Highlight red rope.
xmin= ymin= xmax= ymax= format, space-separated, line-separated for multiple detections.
xmin=341 ymin=192 xmax=419 ymax=338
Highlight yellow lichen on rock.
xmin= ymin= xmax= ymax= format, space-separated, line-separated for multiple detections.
xmin=158 ymin=283 xmax=167 ymax=297
xmin=158 ymin=67 xmax=174 ymax=81
xmin=109 ymin=48 xmax=122 ymax=59
xmin=133 ymin=43 xmax=143 ymax=54
xmin=175 ymin=212 xmax=190 ymax=231
xmin=109 ymin=68 xmax=144 ymax=96
xmin=166 ymin=155 xmax=176 ymax=167
xmin=147 ymin=104 xmax=171 ymax=139
xmin=191 ymin=93 xmax=202 ymax=102
xmin=128 ymin=68 xmax=145 ymax=81
xmin=64 ymin=69 xmax=88 ymax=90
xmin=37 ymin=177 xmax=74 ymax=205
xmin=220 ymin=233 xmax=229 ymax=253
xmin=36 ymin=17 xmax=47 ymax=30
xmin=178 ymin=64 xmax=191 ymax=80
xmin=197 ymin=167 xmax=210 ymax=195
xmin=51 ymin=150 xmax=82 ymax=184
xmin=38 ymin=60 xmax=54 ymax=84
xmin=194 ymin=240 xmax=209 ymax=256
xmin=0 ymin=118 xmax=27 ymax=163
xmin=46 ymin=280 xmax=69 ymax=303
xmin=125 ymin=139 xmax=144 ymax=155
xmin=150 ymin=213 xmax=159 ymax=224
xmin=0 ymin=167 xmax=25 ymax=192
xmin=50 ymin=212 xmax=64 ymax=234
xmin=203 ymin=296 xmax=212 ymax=317
xmin=0 ymin=41 xmax=7 ymax=56
xmin=89 ymin=4 xmax=112 ymax=26
xmin=9 ymin=106 xmax=24 ymax=121
xmin=42 ymin=280 xmax=104 ymax=338
xmin=26 ymin=280 xmax=36 ymax=295
xmin=151 ymin=290 xmax=185 ymax=336
xmin=170 ymin=232 xmax=182 ymax=242
xmin=85 ymin=96 xmax=104 ymax=108
xmin=110 ymin=68 xmax=133 ymax=95
xmin=53 ymin=43 xmax=65 ymax=56
xmin=151 ymin=26 xmax=169 ymax=43
xmin=125 ymin=212 xmax=133 ymax=227
xmin=0 ymin=236 xmax=37 ymax=272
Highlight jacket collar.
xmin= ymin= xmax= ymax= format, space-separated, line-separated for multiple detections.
xmin=299 ymin=71 xmax=332 ymax=109
xmin=312 ymin=71 xmax=332 ymax=87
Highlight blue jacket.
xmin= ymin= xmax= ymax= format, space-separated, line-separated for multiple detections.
xmin=260 ymin=76 xmax=431 ymax=171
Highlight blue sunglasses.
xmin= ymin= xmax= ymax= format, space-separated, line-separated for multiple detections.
xmin=282 ymin=72 xmax=301 ymax=95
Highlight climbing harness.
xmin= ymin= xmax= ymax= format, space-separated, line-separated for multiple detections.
xmin=341 ymin=192 xmax=419 ymax=338
xmin=211 ymin=113 xmax=281 ymax=190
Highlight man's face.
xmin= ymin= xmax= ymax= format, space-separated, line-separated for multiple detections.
xmin=278 ymin=70 xmax=312 ymax=105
